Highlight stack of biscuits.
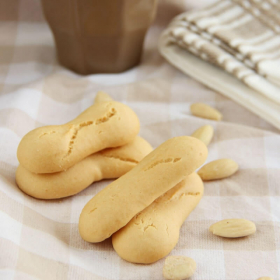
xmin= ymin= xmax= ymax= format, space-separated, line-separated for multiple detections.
xmin=16 ymin=92 xmax=208 ymax=264
xmin=16 ymin=91 xmax=153 ymax=199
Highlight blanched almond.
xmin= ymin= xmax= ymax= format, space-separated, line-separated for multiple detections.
xmin=191 ymin=125 xmax=214 ymax=146
xmin=210 ymin=219 xmax=256 ymax=238
xmin=190 ymin=103 xmax=222 ymax=121
xmin=257 ymin=277 xmax=273 ymax=280
xmin=163 ymin=256 xmax=196 ymax=280
xmin=198 ymin=158 xmax=238 ymax=181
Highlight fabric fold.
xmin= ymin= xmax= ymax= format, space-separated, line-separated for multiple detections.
xmin=159 ymin=0 xmax=280 ymax=130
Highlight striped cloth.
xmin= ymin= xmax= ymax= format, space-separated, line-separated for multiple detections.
xmin=1 ymin=0 xmax=280 ymax=280
xmin=159 ymin=0 xmax=280 ymax=130
xmin=168 ymin=0 xmax=280 ymax=104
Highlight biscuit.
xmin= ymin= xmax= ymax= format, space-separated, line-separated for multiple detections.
xmin=16 ymin=136 xmax=152 ymax=199
xmin=79 ymin=136 xmax=207 ymax=243
xmin=17 ymin=95 xmax=140 ymax=173
xmin=112 ymin=173 xmax=203 ymax=264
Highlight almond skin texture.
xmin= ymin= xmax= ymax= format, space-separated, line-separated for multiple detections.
xmin=198 ymin=158 xmax=238 ymax=181
xmin=190 ymin=103 xmax=222 ymax=121
xmin=209 ymin=219 xmax=256 ymax=238
xmin=163 ymin=256 xmax=196 ymax=280
xmin=191 ymin=125 xmax=214 ymax=146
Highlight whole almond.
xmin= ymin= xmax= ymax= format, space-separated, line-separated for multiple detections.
xmin=190 ymin=103 xmax=222 ymax=121
xmin=257 ymin=277 xmax=273 ymax=280
xmin=198 ymin=158 xmax=238 ymax=181
xmin=163 ymin=256 xmax=196 ymax=280
xmin=191 ymin=125 xmax=214 ymax=146
xmin=210 ymin=219 xmax=256 ymax=238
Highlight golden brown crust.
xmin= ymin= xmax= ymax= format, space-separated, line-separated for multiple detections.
xmin=79 ymin=136 xmax=207 ymax=243
xmin=17 ymin=100 xmax=140 ymax=173
xmin=112 ymin=173 xmax=204 ymax=264
xmin=16 ymin=136 xmax=152 ymax=199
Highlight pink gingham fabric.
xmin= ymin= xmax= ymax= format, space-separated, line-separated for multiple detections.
xmin=0 ymin=0 xmax=279 ymax=279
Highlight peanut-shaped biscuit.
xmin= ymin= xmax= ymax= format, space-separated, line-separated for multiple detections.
xmin=16 ymin=136 xmax=152 ymax=199
xmin=17 ymin=97 xmax=140 ymax=173
xmin=79 ymin=136 xmax=207 ymax=243
xmin=112 ymin=173 xmax=203 ymax=264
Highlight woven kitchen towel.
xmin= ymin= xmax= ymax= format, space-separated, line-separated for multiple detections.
xmin=1 ymin=0 xmax=280 ymax=279
xmin=175 ymin=0 xmax=280 ymax=81
xmin=159 ymin=0 xmax=280 ymax=129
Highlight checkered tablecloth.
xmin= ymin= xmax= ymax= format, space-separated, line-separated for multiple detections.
xmin=0 ymin=0 xmax=279 ymax=279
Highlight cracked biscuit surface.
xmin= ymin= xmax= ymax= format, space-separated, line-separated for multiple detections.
xmin=79 ymin=136 xmax=207 ymax=243
xmin=16 ymin=136 xmax=152 ymax=199
xmin=112 ymin=173 xmax=203 ymax=264
xmin=17 ymin=97 xmax=140 ymax=173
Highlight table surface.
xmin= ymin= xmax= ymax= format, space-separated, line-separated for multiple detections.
xmin=0 ymin=0 xmax=279 ymax=280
